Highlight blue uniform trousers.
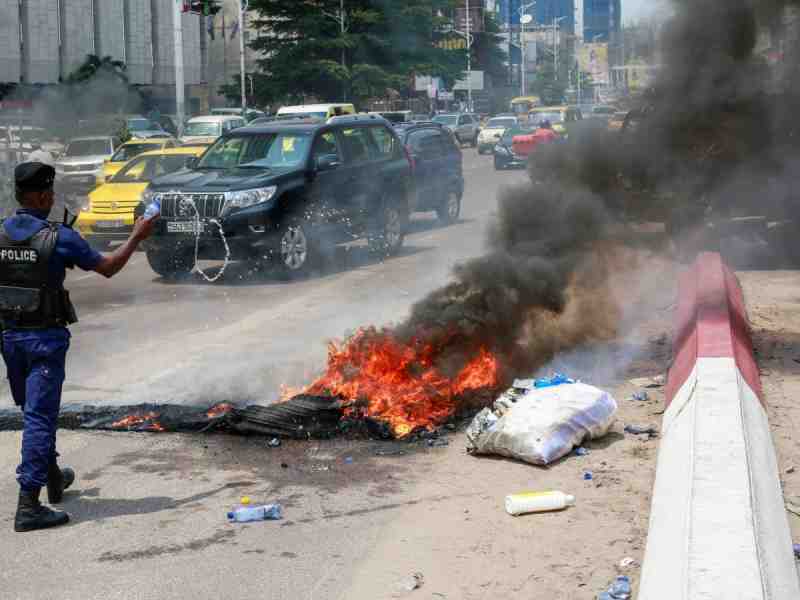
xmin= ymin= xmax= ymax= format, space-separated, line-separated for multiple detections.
xmin=2 ymin=328 xmax=69 ymax=491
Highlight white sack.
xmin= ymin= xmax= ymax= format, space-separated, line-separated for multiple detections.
xmin=466 ymin=383 xmax=618 ymax=466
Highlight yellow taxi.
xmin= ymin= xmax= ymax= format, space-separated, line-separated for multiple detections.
xmin=528 ymin=106 xmax=583 ymax=136
xmin=78 ymin=147 xmax=202 ymax=249
xmin=101 ymin=138 xmax=177 ymax=182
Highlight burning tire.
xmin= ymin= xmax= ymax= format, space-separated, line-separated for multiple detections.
xmin=146 ymin=247 xmax=194 ymax=279
xmin=368 ymin=198 xmax=407 ymax=257
xmin=275 ymin=217 xmax=318 ymax=277
xmin=437 ymin=189 xmax=461 ymax=225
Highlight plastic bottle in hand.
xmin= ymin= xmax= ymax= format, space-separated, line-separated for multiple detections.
xmin=143 ymin=198 xmax=161 ymax=220
xmin=227 ymin=502 xmax=282 ymax=523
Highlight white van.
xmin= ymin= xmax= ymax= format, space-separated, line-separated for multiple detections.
xmin=180 ymin=115 xmax=246 ymax=145
xmin=276 ymin=103 xmax=356 ymax=121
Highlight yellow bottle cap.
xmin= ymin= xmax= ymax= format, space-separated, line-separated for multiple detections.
xmin=240 ymin=496 xmax=251 ymax=505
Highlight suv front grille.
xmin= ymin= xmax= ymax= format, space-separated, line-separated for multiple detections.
xmin=159 ymin=193 xmax=225 ymax=218
xmin=63 ymin=164 xmax=87 ymax=173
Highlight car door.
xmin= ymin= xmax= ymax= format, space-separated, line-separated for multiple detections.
xmin=405 ymin=128 xmax=437 ymax=210
xmin=457 ymin=115 xmax=470 ymax=141
xmin=433 ymin=128 xmax=462 ymax=197
xmin=307 ymin=130 xmax=349 ymax=227
xmin=335 ymin=126 xmax=379 ymax=229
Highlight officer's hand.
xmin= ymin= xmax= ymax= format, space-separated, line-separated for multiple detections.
xmin=132 ymin=216 xmax=157 ymax=242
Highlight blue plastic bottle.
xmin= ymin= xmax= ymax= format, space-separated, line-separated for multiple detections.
xmin=227 ymin=503 xmax=282 ymax=523
xmin=143 ymin=198 xmax=161 ymax=220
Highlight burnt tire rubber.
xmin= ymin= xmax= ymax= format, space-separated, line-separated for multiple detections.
xmin=368 ymin=199 xmax=408 ymax=257
xmin=436 ymin=189 xmax=461 ymax=225
xmin=146 ymin=248 xmax=194 ymax=279
xmin=275 ymin=218 xmax=319 ymax=279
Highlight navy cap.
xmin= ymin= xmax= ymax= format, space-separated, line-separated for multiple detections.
xmin=14 ymin=162 xmax=55 ymax=193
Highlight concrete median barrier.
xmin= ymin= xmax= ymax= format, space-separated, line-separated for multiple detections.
xmin=639 ymin=252 xmax=799 ymax=599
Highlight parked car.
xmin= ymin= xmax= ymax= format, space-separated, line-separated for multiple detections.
xmin=276 ymin=103 xmax=356 ymax=121
xmin=477 ymin=116 xmax=519 ymax=155
xmin=78 ymin=147 xmax=203 ymax=250
xmin=493 ymin=125 xmax=534 ymax=170
xmin=140 ymin=114 xmax=412 ymax=278
xmin=394 ymin=121 xmax=463 ymax=224
xmin=432 ymin=113 xmax=481 ymax=147
xmin=180 ymin=115 xmax=246 ymax=146
xmin=125 ymin=116 xmax=169 ymax=139
xmin=101 ymin=137 xmax=178 ymax=183
xmin=55 ymin=135 xmax=121 ymax=205
xmin=211 ymin=107 xmax=267 ymax=123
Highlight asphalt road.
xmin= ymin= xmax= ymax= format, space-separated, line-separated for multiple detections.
xmin=0 ymin=149 xmax=526 ymax=409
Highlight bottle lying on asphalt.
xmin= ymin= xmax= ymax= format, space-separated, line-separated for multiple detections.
xmin=138 ymin=114 xmax=413 ymax=279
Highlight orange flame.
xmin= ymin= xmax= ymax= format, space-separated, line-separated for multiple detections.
xmin=206 ymin=402 xmax=234 ymax=419
xmin=111 ymin=412 xmax=165 ymax=432
xmin=303 ymin=328 xmax=499 ymax=438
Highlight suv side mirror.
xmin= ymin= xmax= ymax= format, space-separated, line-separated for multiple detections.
xmin=185 ymin=156 xmax=199 ymax=169
xmin=315 ymin=154 xmax=341 ymax=171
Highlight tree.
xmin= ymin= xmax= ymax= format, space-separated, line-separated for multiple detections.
xmin=247 ymin=0 xmax=467 ymax=106
xmin=532 ymin=59 xmax=568 ymax=105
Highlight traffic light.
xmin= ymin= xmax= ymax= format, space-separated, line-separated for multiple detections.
xmin=182 ymin=1 xmax=222 ymax=16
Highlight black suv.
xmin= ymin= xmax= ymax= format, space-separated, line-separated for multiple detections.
xmin=393 ymin=122 xmax=463 ymax=224
xmin=140 ymin=115 xmax=412 ymax=277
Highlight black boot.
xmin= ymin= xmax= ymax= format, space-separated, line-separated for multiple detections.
xmin=47 ymin=463 xmax=75 ymax=504
xmin=14 ymin=488 xmax=69 ymax=533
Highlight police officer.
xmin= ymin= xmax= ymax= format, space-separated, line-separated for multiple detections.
xmin=4 ymin=162 xmax=155 ymax=532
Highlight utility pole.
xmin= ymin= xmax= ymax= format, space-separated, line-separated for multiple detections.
xmin=466 ymin=0 xmax=472 ymax=112
xmin=553 ymin=16 xmax=567 ymax=80
xmin=239 ymin=0 xmax=248 ymax=115
xmin=519 ymin=3 xmax=535 ymax=98
xmin=174 ymin=0 xmax=185 ymax=137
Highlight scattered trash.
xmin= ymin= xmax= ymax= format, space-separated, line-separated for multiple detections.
xmin=466 ymin=382 xmax=617 ymax=466
xmin=598 ymin=575 xmax=632 ymax=600
xmin=240 ymin=496 xmax=251 ymax=506
xmin=629 ymin=375 xmax=665 ymax=389
xmin=280 ymin=462 xmax=289 ymax=469
xmin=786 ymin=466 xmax=795 ymax=474
xmin=632 ymin=391 xmax=649 ymax=402
xmin=619 ymin=557 xmax=637 ymax=569
xmin=344 ymin=456 xmax=354 ymax=464
xmin=575 ymin=447 xmax=590 ymax=456
xmin=227 ymin=503 xmax=283 ymax=523
xmin=534 ymin=373 xmax=576 ymax=388
xmin=394 ymin=572 xmax=424 ymax=594
xmin=624 ymin=424 xmax=659 ymax=439
xmin=583 ymin=471 xmax=594 ymax=481
xmin=427 ymin=438 xmax=450 ymax=448
xmin=505 ymin=490 xmax=575 ymax=516
xmin=794 ymin=543 xmax=800 ymax=560
xmin=267 ymin=437 xmax=281 ymax=448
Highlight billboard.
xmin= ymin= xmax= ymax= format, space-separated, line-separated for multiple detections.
xmin=578 ymin=43 xmax=609 ymax=86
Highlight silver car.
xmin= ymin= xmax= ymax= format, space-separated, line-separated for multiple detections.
xmin=55 ymin=136 xmax=120 ymax=210
xmin=432 ymin=113 xmax=481 ymax=147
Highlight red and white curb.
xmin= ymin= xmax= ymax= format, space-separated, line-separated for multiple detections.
xmin=638 ymin=253 xmax=799 ymax=599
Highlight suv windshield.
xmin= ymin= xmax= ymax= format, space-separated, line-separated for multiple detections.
xmin=111 ymin=143 xmax=158 ymax=162
xmin=112 ymin=154 xmax=189 ymax=183
xmin=433 ymin=115 xmax=458 ymax=126
xmin=199 ymin=132 xmax=312 ymax=170
xmin=278 ymin=112 xmax=327 ymax=120
xmin=185 ymin=122 xmax=222 ymax=137
xmin=64 ymin=139 xmax=112 ymax=156
xmin=530 ymin=112 xmax=564 ymax=126
xmin=486 ymin=118 xmax=517 ymax=129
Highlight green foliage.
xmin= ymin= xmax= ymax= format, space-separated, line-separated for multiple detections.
xmin=473 ymin=12 xmax=508 ymax=86
xmin=532 ymin=59 xmax=569 ymax=106
xmin=247 ymin=0 xmax=467 ymax=105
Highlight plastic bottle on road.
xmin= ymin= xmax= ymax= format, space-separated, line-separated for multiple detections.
xmin=505 ymin=490 xmax=575 ymax=516
xmin=227 ymin=503 xmax=283 ymax=523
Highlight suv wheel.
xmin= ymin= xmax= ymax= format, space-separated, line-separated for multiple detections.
xmin=276 ymin=218 xmax=318 ymax=277
xmin=146 ymin=247 xmax=194 ymax=279
xmin=437 ymin=190 xmax=461 ymax=225
xmin=368 ymin=199 xmax=407 ymax=257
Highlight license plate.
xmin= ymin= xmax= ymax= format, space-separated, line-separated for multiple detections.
xmin=95 ymin=220 xmax=125 ymax=229
xmin=167 ymin=221 xmax=204 ymax=234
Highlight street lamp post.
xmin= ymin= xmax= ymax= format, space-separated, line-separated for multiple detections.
xmin=465 ymin=0 xmax=472 ymax=112
xmin=519 ymin=2 xmax=536 ymax=98
xmin=553 ymin=16 xmax=567 ymax=80
xmin=239 ymin=0 xmax=249 ymax=116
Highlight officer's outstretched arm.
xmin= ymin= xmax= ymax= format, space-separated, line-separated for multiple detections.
xmin=94 ymin=217 xmax=156 ymax=279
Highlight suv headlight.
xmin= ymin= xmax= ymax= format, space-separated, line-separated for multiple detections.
xmin=223 ymin=186 xmax=277 ymax=214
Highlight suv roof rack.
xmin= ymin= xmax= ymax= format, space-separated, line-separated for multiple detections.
xmin=326 ymin=114 xmax=389 ymax=125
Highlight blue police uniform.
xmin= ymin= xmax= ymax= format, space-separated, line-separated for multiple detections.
xmin=2 ymin=208 xmax=102 ymax=491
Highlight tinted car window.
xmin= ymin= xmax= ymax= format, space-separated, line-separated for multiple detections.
xmin=458 ymin=116 xmax=469 ymax=125
xmin=407 ymin=129 xmax=443 ymax=158
xmin=199 ymin=132 xmax=312 ymax=169
xmin=112 ymin=154 xmax=189 ymax=183
xmin=369 ymin=126 xmax=397 ymax=158
xmin=339 ymin=127 xmax=374 ymax=164
xmin=311 ymin=131 xmax=341 ymax=162
xmin=111 ymin=143 xmax=157 ymax=162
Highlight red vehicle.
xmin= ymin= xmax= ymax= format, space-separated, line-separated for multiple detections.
xmin=511 ymin=127 xmax=559 ymax=158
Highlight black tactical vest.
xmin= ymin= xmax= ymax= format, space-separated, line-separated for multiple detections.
xmin=0 ymin=222 xmax=77 ymax=328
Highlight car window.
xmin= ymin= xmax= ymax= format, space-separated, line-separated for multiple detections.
xmin=339 ymin=127 xmax=374 ymax=164
xmin=199 ymin=133 xmax=312 ymax=170
xmin=185 ymin=122 xmax=221 ymax=136
xmin=407 ymin=129 xmax=442 ymax=158
xmin=311 ymin=131 xmax=341 ymax=163
xmin=458 ymin=116 xmax=468 ymax=125
xmin=112 ymin=154 xmax=189 ymax=183
xmin=110 ymin=143 xmax=156 ymax=162
xmin=368 ymin=126 xmax=397 ymax=158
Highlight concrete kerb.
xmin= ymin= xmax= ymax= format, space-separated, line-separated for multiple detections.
xmin=638 ymin=252 xmax=799 ymax=599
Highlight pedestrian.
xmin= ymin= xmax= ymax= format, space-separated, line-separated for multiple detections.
xmin=2 ymin=162 xmax=156 ymax=532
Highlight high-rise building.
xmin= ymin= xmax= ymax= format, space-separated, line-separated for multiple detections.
xmin=583 ymin=0 xmax=621 ymax=43
xmin=494 ymin=0 xmax=575 ymax=33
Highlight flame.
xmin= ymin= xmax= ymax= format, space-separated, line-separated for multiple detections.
xmin=206 ymin=402 xmax=234 ymax=419
xmin=304 ymin=328 xmax=499 ymax=438
xmin=111 ymin=412 xmax=165 ymax=432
